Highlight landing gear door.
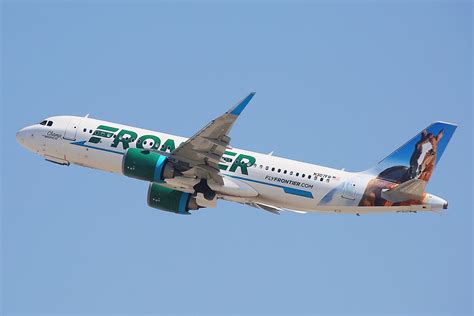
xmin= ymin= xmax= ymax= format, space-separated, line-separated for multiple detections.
xmin=63 ymin=117 xmax=82 ymax=141
xmin=342 ymin=180 xmax=357 ymax=200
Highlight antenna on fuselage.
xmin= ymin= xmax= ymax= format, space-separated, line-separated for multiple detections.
xmin=84 ymin=113 xmax=90 ymax=118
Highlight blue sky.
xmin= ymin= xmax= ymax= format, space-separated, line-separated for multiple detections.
xmin=1 ymin=2 xmax=472 ymax=315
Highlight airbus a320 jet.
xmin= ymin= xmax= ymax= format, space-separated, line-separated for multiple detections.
xmin=16 ymin=93 xmax=456 ymax=215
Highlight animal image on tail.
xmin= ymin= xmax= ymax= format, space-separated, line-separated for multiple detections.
xmin=412 ymin=129 xmax=443 ymax=181
xmin=359 ymin=122 xmax=456 ymax=207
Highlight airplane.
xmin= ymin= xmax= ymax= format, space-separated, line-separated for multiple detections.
xmin=16 ymin=93 xmax=457 ymax=215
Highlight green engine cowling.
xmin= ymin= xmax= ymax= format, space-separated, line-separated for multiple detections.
xmin=147 ymin=183 xmax=199 ymax=214
xmin=122 ymin=148 xmax=176 ymax=182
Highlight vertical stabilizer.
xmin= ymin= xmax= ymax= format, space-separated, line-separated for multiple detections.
xmin=364 ymin=122 xmax=457 ymax=184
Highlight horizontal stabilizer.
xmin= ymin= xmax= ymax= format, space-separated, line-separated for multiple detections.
xmin=381 ymin=178 xmax=427 ymax=203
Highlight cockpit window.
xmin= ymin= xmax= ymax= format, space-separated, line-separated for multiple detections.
xmin=47 ymin=121 xmax=53 ymax=127
xmin=40 ymin=120 xmax=47 ymax=125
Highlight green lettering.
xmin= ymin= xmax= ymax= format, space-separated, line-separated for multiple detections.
xmin=111 ymin=129 xmax=138 ymax=150
xmin=229 ymin=154 xmax=256 ymax=175
xmin=219 ymin=150 xmax=237 ymax=171
xmin=136 ymin=135 xmax=161 ymax=150
xmin=97 ymin=125 xmax=119 ymax=132
xmin=161 ymin=139 xmax=176 ymax=152
xmin=89 ymin=137 xmax=101 ymax=144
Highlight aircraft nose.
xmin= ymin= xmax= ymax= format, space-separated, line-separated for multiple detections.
xmin=16 ymin=126 xmax=35 ymax=150
xmin=16 ymin=127 xmax=27 ymax=144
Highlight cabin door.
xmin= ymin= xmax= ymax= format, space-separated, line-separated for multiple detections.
xmin=63 ymin=118 xmax=82 ymax=141
xmin=342 ymin=180 xmax=357 ymax=200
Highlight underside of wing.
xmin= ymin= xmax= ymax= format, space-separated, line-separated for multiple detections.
xmin=168 ymin=93 xmax=255 ymax=185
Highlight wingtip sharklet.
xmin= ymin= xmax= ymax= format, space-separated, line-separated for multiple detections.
xmin=228 ymin=92 xmax=256 ymax=116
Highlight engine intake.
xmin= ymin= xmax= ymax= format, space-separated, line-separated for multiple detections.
xmin=147 ymin=183 xmax=199 ymax=214
xmin=122 ymin=148 xmax=176 ymax=182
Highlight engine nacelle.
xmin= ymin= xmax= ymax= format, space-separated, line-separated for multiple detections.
xmin=147 ymin=183 xmax=200 ymax=214
xmin=122 ymin=148 xmax=176 ymax=182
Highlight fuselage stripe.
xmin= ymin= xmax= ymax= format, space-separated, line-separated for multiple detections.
xmin=227 ymin=175 xmax=314 ymax=199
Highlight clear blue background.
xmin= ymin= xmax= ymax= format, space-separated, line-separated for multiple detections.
xmin=1 ymin=2 xmax=472 ymax=315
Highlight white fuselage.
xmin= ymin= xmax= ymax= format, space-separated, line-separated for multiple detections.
xmin=16 ymin=116 xmax=447 ymax=214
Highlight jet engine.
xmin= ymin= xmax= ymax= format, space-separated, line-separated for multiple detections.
xmin=122 ymin=148 xmax=176 ymax=182
xmin=147 ymin=183 xmax=200 ymax=214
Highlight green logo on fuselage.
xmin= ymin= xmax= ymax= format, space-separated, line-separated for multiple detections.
xmin=88 ymin=125 xmax=256 ymax=175
xmin=219 ymin=150 xmax=256 ymax=175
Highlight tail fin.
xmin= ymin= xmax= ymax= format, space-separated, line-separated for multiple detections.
xmin=364 ymin=121 xmax=457 ymax=184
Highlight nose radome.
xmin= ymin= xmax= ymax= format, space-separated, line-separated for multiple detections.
xmin=16 ymin=126 xmax=35 ymax=151
xmin=16 ymin=128 xmax=26 ymax=144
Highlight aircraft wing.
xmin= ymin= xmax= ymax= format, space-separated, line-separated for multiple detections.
xmin=168 ymin=93 xmax=255 ymax=185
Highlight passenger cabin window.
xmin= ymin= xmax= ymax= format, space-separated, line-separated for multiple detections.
xmin=47 ymin=121 xmax=53 ymax=127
